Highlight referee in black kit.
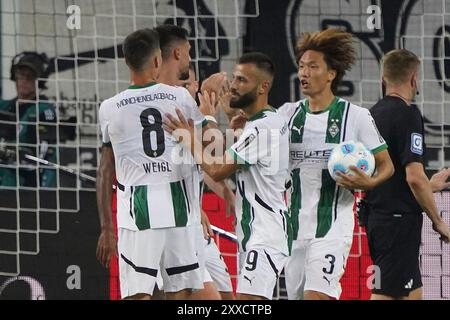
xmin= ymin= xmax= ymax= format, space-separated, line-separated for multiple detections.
xmin=364 ymin=49 xmax=450 ymax=300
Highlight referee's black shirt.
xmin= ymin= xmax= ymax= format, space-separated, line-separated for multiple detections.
xmin=365 ymin=96 xmax=424 ymax=215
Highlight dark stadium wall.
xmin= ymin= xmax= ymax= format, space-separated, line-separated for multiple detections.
xmin=243 ymin=0 xmax=419 ymax=107
xmin=243 ymin=0 xmax=449 ymax=170
xmin=0 ymin=191 xmax=109 ymax=300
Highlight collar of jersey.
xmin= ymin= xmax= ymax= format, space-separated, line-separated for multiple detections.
xmin=247 ymin=106 xmax=276 ymax=122
xmin=128 ymin=82 xmax=157 ymax=89
xmin=302 ymin=96 xmax=339 ymax=114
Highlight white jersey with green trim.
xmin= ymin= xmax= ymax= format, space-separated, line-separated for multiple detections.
xmin=227 ymin=108 xmax=291 ymax=255
xmin=99 ymin=82 xmax=206 ymax=230
xmin=278 ymin=97 xmax=387 ymax=240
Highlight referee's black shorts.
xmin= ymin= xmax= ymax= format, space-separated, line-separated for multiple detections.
xmin=366 ymin=212 xmax=423 ymax=298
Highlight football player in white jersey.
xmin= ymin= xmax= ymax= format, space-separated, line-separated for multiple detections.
xmin=96 ymin=28 xmax=205 ymax=300
xmin=155 ymin=24 xmax=234 ymax=300
xmin=179 ymin=64 xmax=235 ymax=300
xmin=164 ymin=52 xmax=291 ymax=300
xmin=278 ymin=28 xmax=394 ymax=300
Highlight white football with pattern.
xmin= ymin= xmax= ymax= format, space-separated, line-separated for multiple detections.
xmin=327 ymin=141 xmax=375 ymax=181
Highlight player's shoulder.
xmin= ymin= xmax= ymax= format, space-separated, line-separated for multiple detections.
xmin=340 ymin=98 xmax=372 ymax=119
xmin=277 ymin=99 xmax=303 ymax=118
xmin=337 ymin=97 xmax=363 ymax=112
xmin=248 ymin=108 xmax=287 ymax=131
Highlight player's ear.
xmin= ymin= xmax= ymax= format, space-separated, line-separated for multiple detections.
xmin=260 ymin=80 xmax=270 ymax=94
xmin=327 ymin=69 xmax=336 ymax=83
xmin=411 ymin=71 xmax=418 ymax=88
xmin=173 ymin=47 xmax=181 ymax=60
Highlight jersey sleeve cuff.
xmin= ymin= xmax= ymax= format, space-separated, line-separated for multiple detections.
xmin=226 ymin=148 xmax=251 ymax=168
xmin=102 ymin=142 xmax=112 ymax=148
xmin=371 ymin=143 xmax=388 ymax=154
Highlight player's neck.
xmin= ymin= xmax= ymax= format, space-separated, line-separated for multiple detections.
xmin=243 ymin=98 xmax=271 ymax=120
xmin=386 ymin=87 xmax=412 ymax=105
xmin=157 ymin=63 xmax=179 ymax=86
xmin=307 ymin=91 xmax=335 ymax=112
xmin=130 ymin=70 xmax=158 ymax=87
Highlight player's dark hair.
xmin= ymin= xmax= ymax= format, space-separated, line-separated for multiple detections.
xmin=155 ymin=24 xmax=189 ymax=59
xmin=238 ymin=52 xmax=275 ymax=78
xmin=295 ymin=28 xmax=356 ymax=95
xmin=123 ymin=28 xmax=160 ymax=72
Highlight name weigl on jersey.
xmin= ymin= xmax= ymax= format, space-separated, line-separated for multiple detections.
xmin=142 ymin=161 xmax=172 ymax=174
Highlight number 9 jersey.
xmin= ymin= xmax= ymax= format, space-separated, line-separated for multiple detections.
xmin=99 ymin=82 xmax=207 ymax=231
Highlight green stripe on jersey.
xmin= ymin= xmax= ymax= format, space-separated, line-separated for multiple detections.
xmin=240 ymin=195 xmax=252 ymax=251
xmin=170 ymin=181 xmax=189 ymax=227
xmin=134 ymin=186 xmax=151 ymax=230
xmin=290 ymin=107 xmax=306 ymax=143
xmin=284 ymin=210 xmax=293 ymax=255
xmin=371 ymin=143 xmax=388 ymax=154
xmin=316 ymin=169 xmax=336 ymax=238
xmin=325 ymin=100 xmax=346 ymax=143
xmin=290 ymin=168 xmax=301 ymax=240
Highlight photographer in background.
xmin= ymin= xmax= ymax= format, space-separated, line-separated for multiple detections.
xmin=0 ymin=52 xmax=57 ymax=187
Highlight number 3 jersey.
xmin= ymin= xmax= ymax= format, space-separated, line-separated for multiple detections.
xmin=99 ymin=82 xmax=206 ymax=231
xmin=278 ymin=97 xmax=387 ymax=240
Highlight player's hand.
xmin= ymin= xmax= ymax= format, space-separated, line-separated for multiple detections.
xmin=430 ymin=167 xmax=450 ymax=192
xmin=432 ymin=219 xmax=450 ymax=243
xmin=96 ymin=228 xmax=117 ymax=268
xmin=201 ymin=209 xmax=214 ymax=240
xmin=229 ymin=111 xmax=247 ymax=130
xmin=335 ymin=165 xmax=374 ymax=191
xmin=163 ymin=108 xmax=195 ymax=143
xmin=218 ymin=80 xmax=239 ymax=120
xmin=224 ymin=188 xmax=236 ymax=225
xmin=198 ymin=90 xmax=218 ymax=117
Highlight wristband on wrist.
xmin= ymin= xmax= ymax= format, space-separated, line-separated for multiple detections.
xmin=205 ymin=115 xmax=217 ymax=124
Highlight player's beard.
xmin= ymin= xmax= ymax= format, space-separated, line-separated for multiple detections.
xmin=230 ymin=88 xmax=257 ymax=109
xmin=179 ymin=66 xmax=190 ymax=81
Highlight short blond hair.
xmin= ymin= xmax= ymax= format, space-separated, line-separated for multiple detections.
xmin=383 ymin=49 xmax=420 ymax=85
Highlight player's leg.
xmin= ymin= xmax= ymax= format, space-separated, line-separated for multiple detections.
xmin=203 ymin=237 xmax=235 ymax=299
xmin=236 ymin=247 xmax=287 ymax=300
xmin=190 ymin=280 xmax=222 ymax=300
xmin=188 ymin=225 xmax=222 ymax=300
xmin=117 ymin=228 xmax=163 ymax=300
xmin=367 ymin=213 xmax=423 ymax=300
xmin=284 ymin=239 xmax=308 ymax=300
xmin=303 ymin=236 xmax=352 ymax=300
xmin=403 ymin=287 xmax=423 ymax=300
xmin=161 ymin=225 xmax=204 ymax=299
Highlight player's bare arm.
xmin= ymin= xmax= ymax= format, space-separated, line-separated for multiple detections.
xmin=406 ymin=162 xmax=450 ymax=243
xmin=95 ymin=146 xmax=118 ymax=268
xmin=163 ymin=106 xmax=240 ymax=182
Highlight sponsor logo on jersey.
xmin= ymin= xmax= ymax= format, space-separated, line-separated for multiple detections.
xmin=411 ymin=133 xmax=423 ymax=155
xmin=290 ymin=149 xmax=332 ymax=163
xmin=235 ymin=133 xmax=256 ymax=152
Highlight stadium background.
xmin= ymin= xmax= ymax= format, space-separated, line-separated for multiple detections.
xmin=0 ymin=0 xmax=449 ymax=299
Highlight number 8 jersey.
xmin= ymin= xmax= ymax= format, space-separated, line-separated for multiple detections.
xmin=99 ymin=82 xmax=207 ymax=231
